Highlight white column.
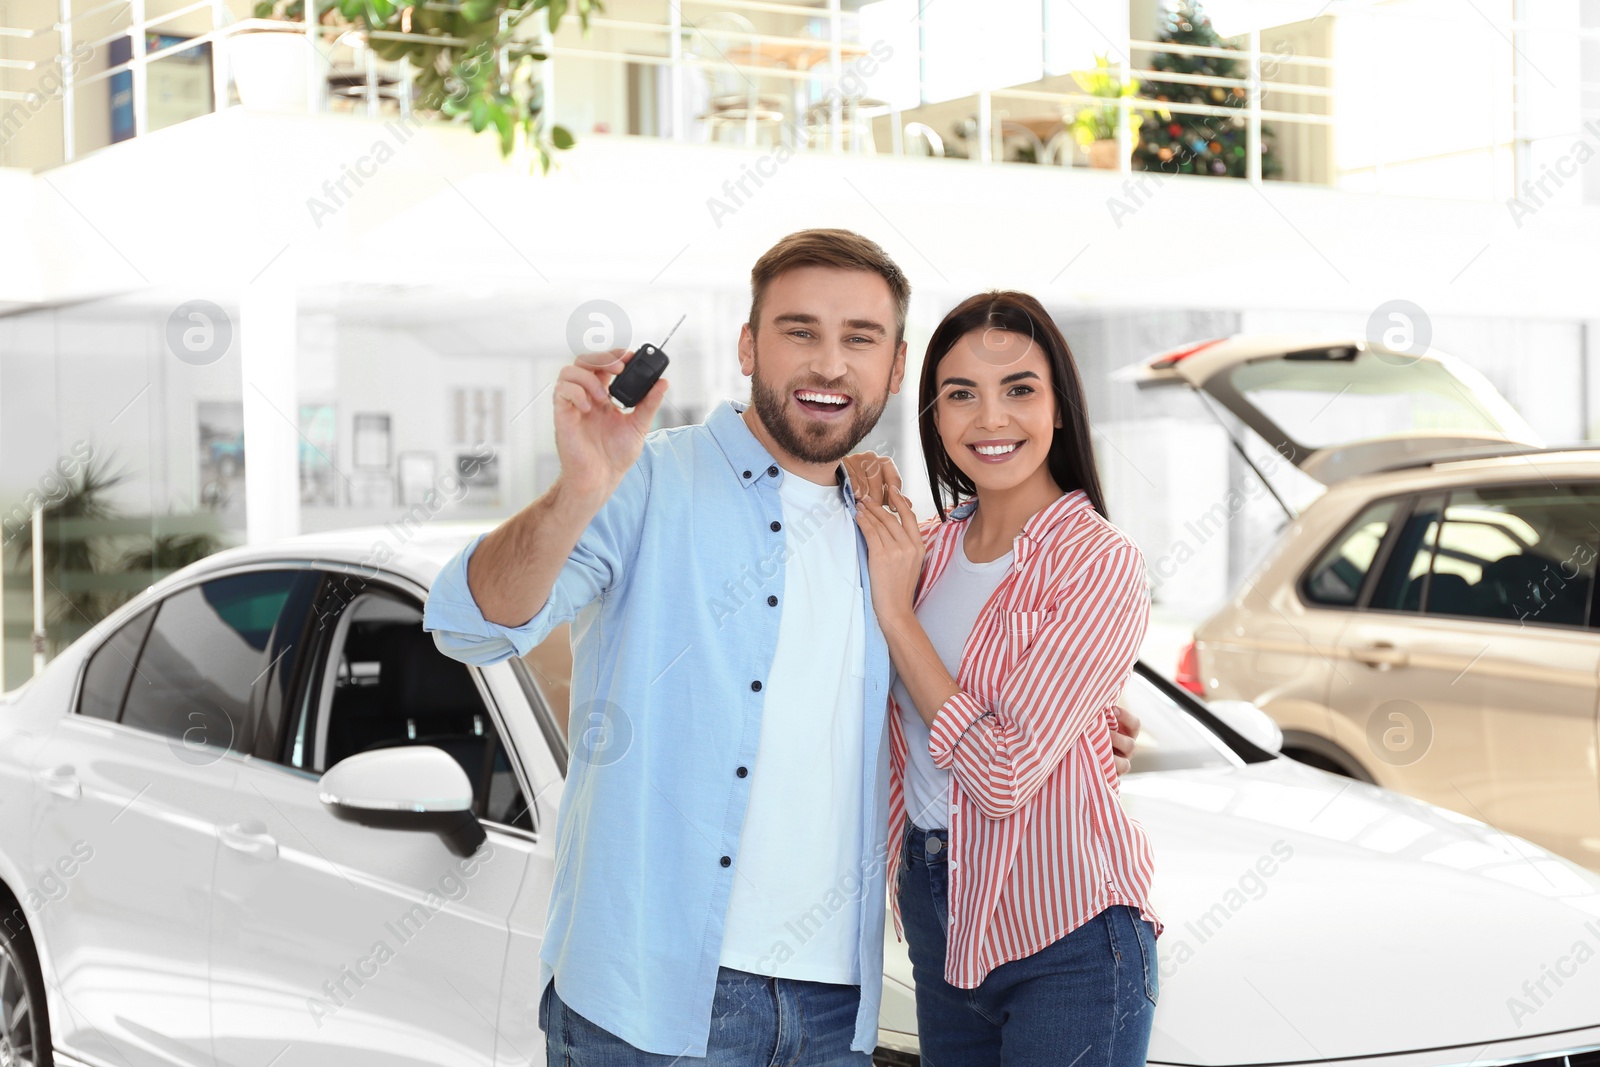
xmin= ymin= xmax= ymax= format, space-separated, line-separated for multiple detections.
xmin=240 ymin=281 xmax=302 ymax=544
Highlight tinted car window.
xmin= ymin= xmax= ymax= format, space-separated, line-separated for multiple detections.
xmin=1302 ymin=499 xmax=1399 ymax=606
xmin=1369 ymin=494 xmax=1444 ymax=611
xmin=1420 ymin=485 xmax=1599 ymax=626
xmin=77 ymin=605 xmax=157 ymax=721
xmin=1225 ymin=353 xmax=1517 ymax=450
xmin=121 ymin=571 xmax=299 ymax=754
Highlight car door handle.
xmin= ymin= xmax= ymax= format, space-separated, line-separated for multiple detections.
xmin=38 ymin=765 xmax=81 ymax=800
xmin=1353 ymin=642 xmax=1409 ymax=670
xmin=218 ymin=822 xmax=279 ymax=860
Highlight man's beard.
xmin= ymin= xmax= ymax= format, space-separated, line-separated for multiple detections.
xmin=749 ymin=344 xmax=888 ymax=465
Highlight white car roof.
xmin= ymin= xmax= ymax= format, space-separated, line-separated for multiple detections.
xmin=171 ymin=521 xmax=494 ymax=592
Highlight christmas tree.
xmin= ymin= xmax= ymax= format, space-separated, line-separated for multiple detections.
xmin=1132 ymin=0 xmax=1282 ymax=179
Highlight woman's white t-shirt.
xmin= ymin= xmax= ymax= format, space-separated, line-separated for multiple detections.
xmin=890 ymin=530 xmax=1013 ymax=831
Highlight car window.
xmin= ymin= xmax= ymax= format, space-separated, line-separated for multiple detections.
xmin=77 ymin=605 xmax=158 ymax=721
xmin=288 ymin=587 xmax=533 ymax=832
xmin=1124 ymin=670 xmax=1241 ymax=774
xmin=522 ymin=622 xmax=573 ymax=743
xmin=1413 ymin=485 xmax=1599 ymax=626
xmin=1225 ymin=353 xmax=1523 ymax=450
xmin=1302 ymin=499 xmax=1400 ymax=606
xmin=1369 ymin=493 xmax=1445 ymax=611
xmin=120 ymin=571 xmax=300 ymax=756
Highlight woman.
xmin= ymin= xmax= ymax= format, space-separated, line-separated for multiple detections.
xmin=843 ymin=291 xmax=1159 ymax=1066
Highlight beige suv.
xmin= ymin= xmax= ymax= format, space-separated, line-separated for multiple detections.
xmin=1126 ymin=334 xmax=1600 ymax=870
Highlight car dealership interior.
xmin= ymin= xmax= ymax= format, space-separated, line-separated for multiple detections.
xmin=5 ymin=0 xmax=1600 ymax=1065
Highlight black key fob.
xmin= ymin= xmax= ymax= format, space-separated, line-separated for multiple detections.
xmin=608 ymin=343 xmax=669 ymax=409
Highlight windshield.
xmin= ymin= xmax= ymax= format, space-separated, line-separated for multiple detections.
xmin=1226 ymin=353 xmax=1523 ymax=451
xmin=1122 ymin=670 xmax=1244 ymax=774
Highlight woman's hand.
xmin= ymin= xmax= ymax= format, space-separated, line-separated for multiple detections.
xmin=852 ymin=482 xmax=925 ymax=624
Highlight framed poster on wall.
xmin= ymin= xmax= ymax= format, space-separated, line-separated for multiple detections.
xmin=298 ymin=403 xmax=339 ymax=506
xmin=109 ymin=34 xmax=214 ymax=143
xmin=398 ymin=452 xmax=436 ymax=506
xmin=353 ymin=413 xmax=392 ymax=471
xmin=457 ymin=451 xmax=499 ymax=508
xmin=196 ymin=401 xmax=245 ymax=512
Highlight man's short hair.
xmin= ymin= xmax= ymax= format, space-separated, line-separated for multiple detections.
xmin=749 ymin=229 xmax=910 ymax=345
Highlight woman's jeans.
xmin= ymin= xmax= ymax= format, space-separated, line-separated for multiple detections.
xmin=897 ymin=823 xmax=1158 ymax=1067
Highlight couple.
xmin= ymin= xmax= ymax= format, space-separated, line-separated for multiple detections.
xmin=423 ymin=228 xmax=1160 ymax=1067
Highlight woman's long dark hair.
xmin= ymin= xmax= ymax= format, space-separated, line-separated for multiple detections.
xmin=919 ymin=291 xmax=1107 ymax=522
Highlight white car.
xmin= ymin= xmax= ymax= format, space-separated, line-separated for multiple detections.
xmin=1 ymin=524 xmax=1598 ymax=1067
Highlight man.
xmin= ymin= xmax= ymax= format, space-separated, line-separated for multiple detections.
xmin=423 ymin=229 xmax=1139 ymax=1065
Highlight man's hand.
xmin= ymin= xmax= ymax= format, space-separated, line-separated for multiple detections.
xmin=552 ymin=348 xmax=669 ymax=504
xmin=840 ymin=450 xmax=903 ymax=509
xmin=465 ymin=349 xmax=666 ymax=629
xmin=1111 ymin=703 xmax=1141 ymax=776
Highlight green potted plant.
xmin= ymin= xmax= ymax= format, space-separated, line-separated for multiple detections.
xmin=1069 ymin=53 xmax=1167 ymax=169
xmin=229 ymin=0 xmax=342 ymax=113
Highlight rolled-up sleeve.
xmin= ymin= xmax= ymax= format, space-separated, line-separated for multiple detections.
xmin=925 ymin=542 xmax=1150 ymax=819
xmin=423 ymin=457 xmax=651 ymax=666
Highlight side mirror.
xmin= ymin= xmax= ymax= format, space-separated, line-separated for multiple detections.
xmin=319 ymin=746 xmax=487 ymax=857
xmin=1207 ymin=700 xmax=1284 ymax=755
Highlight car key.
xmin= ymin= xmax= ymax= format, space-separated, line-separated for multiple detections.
xmin=609 ymin=314 xmax=684 ymax=409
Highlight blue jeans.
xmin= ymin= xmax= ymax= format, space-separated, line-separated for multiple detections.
xmin=540 ymin=967 xmax=871 ymax=1066
xmin=897 ymin=823 xmax=1158 ymax=1067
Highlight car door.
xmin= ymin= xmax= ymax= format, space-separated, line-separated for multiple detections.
xmin=207 ymin=568 xmax=559 ymax=1067
xmin=1210 ymin=494 xmax=1405 ymax=765
xmin=29 ymin=566 xmax=309 ymax=1067
xmin=1406 ymin=483 xmax=1600 ymax=860
xmin=1326 ymin=492 xmax=1497 ymax=809
xmin=1331 ymin=482 xmax=1600 ymax=862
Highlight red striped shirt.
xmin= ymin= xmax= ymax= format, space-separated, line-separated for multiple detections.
xmin=886 ymin=487 xmax=1162 ymax=988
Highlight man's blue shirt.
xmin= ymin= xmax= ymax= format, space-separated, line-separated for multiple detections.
xmin=422 ymin=398 xmax=892 ymax=1057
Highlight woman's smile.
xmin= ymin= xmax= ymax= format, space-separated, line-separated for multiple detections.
xmin=966 ymin=439 xmax=1025 ymax=463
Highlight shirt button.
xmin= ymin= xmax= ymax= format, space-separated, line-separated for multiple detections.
xmin=743 ymin=470 xmax=752 ymax=479
xmin=736 ymin=766 xmax=748 ymax=778
xmin=767 ymin=464 xmax=779 ymax=477
xmin=770 ymin=521 xmax=781 ymax=532
xmin=750 ymin=680 xmax=762 ymax=692
xmin=766 ymin=595 xmax=778 ymax=607
xmin=720 ymin=856 xmax=731 ymax=867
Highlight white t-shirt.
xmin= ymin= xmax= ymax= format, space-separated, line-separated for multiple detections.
xmin=719 ymin=468 xmax=867 ymax=984
xmin=891 ymin=530 xmax=1013 ymax=831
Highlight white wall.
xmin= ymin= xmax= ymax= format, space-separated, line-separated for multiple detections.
xmin=8 ymin=107 xmax=1600 ymax=320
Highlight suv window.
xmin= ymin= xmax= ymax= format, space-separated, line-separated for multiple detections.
xmin=1369 ymin=494 xmax=1444 ymax=611
xmin=1421 ymin=485 xmax=1598 ymax=625
xmin=1302 ymin=499 xmax=1400 ymax=606
xmin=287 ymin=587 xmax=533 ymax=831
xmin=120 ymin=571 xmax=301 ymax=755
xmin=77 ymin=605 xmax=158 ymax=721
